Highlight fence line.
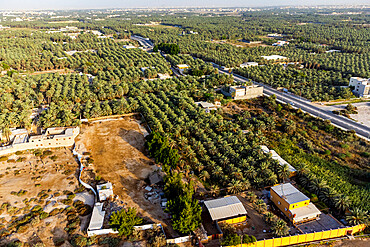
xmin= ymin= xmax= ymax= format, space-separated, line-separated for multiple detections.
xmin=224 ymin=224 xmax=366 ymax=247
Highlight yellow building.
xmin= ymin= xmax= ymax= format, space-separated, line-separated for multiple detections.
xmin=176 ymin=64 xmax=189 ymax=70
xmin=270 ymin=183 xmax=321 ymax=224
xmin=204 ymin=196 xmax=247 ymax=224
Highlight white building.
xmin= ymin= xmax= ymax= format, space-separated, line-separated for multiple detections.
xmin=157 ymin=73 xmax=171 ymax=80
xmin=349 ymin=77 xmax=370 ymax=98
xmin=261 ymin=55 xmax=287 ymax=60
xmin=88 ymin=202 xmax=106 ymax=231
xmin=261 ymin=145 xmax=297 ymax=176
xmin=123 ymin=45 xmax=136 ymax=49
xmin=240 ymin=62 xmax=258 ymax=68
xmin=194 ymin=101 xmax=217 ymax=113
xmin=268 ymin=33 xmax=283 ymax=38
xmin=97 ymin=182 xmax=114 ymax=201
xmin=272 ymin=41 xmax=289 ymax=46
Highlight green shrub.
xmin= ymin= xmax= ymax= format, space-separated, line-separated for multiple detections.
xmin=15 ymin=151 xmax=23 ymax=155
xmin=221 ymin=233 xmax=241 ymax=246
xmin=31 ymin=205 xmax=43 ymax=212
xmin=43 ymin=150 xmax=53 ymax=156
xmin=50 ymin=155 xmax=58 ymax=161
xmin=16 ymin=157 xmax=26 ymax=162
xmin=17 ymin=224 xmax=29 ymax=234
xmin=39 ymin=212 xmax=49 ymax=220
xmin=74 ymin=186 xmax=85 ymax=193
xmin=7 ymin=159 xmax=15 ymax=163
xmin=0 ymin=156 xmax=8 ymax=162
xmin=67 ymin=194 xmax=76 ymax=200
xmin=35 ymin=184 xmax=41 ymax=187
xmin=360 ymin=152 xmax=370 ymax=158
xmin=49 ymin=208 xmax=61 ymax=216
xmin=61 ymin=199 xmax=72 ymax=205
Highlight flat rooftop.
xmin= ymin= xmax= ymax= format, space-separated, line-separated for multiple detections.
xmin=271 ymin=183 xmax=309 ymax=205
xmin=297 ymin=214 xmax=344 ymax=234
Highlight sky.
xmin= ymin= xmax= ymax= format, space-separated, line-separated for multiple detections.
xmin=0 ymin=0 xmax=368 ymax=10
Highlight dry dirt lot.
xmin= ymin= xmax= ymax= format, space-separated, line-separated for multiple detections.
xmin=75 ymin=116 xmax=178 ymax=237
xmin=0 ymin=147 xmax=83 ymax=245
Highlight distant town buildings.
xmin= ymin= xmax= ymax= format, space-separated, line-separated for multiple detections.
xmin=222 ymin=85 xmax=263 ymax=100
xmin=325 ymin=49 xmax=341 ymax=53
xmin=270 ymin=183 xmax=321 ymax=224
xmin=123 ymin=45 xmax=137 ymax=49
xmin=268 ymin=33 xmax=283 ymax=38
xmin=240 ymin=40 xmax=262 ymax=44
xmin=272 ymin=41 xmax=289 ymax=46
xmin=261 ymin=55 xmax=287 ymax=60
xmin=240 ymin=62 xmax=258 ymax=68
xmin=349 ymin=77 xmax=370 ymax=98
xmin=157 ymin=73 xmax=171 ymax=80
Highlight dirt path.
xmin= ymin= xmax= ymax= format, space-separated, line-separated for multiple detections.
xmin=75 ymin=117 xmax=178 ymax=237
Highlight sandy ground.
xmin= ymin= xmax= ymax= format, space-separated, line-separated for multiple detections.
xmin=0 ymin=147 xmax=82 ymax=245
xmin=314 ymin=102 xmax=370 ymax=128
xmin=332 ymin=239 xmax=369 ymax=247
xmin=349 ymin=102 xmax=370 ymax=127
xmin=0 ymin=148 xmax=79 ymax=210
xmin=75 ymin=117 xmax=178 ymax=237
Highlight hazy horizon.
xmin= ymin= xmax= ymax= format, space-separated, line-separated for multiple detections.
xmin=0 ymin=0 xmax=369 ymax=11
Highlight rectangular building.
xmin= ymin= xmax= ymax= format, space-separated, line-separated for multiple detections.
xmin=260 ymin=145 xmax=297 ymax=177
xmin=270 ymin=183 xmax=321 ymax=224
xmin=240 ymin=62 xmax=258 ymax=68
xmin=204 ymin=196 xmax=247 ymax=224
xmin=349 ymin=77 xmax=370 ymax=98
xmin=222 ymin=85 xmax=263 ymax=100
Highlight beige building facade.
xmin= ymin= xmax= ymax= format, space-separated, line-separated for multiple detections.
xmin=0 ymin=126 xmax=80 ymax=156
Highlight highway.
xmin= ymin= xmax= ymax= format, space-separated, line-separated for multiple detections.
xmin=130 ymin=35 xmax=154 ymax=49
xmin=217 ymin=68 xmax=370 ymax=140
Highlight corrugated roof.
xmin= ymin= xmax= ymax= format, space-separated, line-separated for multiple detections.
xmin=271 ymin=183 xmax=309 ymax=204
xmin=204 ymin=196 xmax=247 ymax=221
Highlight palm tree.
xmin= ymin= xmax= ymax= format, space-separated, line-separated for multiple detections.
xmin=335 ymin=195 xmax=351 ymax=213
xmin=199 ymin=170 xmax=210 ymax=182
xmin=209 ymin=184 xmax=220 ymax=197
xmin=227 ymin=179 xmax=243 ymax=194
xmin=278 ymin=164 xmax=291 ymax=182
xmin=271 ymin=219 xmax=289 ymax=237
xmin=253 ymin=199 xmax=267 ymax=214
xmin=246 ymin=192 xmax=257 ymax=203
xmin=346 ymin=208 xmax=369 ymax=226
xmin=263 ymin=212 xmax=275 ymax=224
xmin=2 ymin=127 xmax=11 ymax=143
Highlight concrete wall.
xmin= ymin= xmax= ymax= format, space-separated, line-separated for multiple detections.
xmin=224 ymin=224 xmax=366 ymax=247
xmin=0 ymin=127 xmax=79 ymax=156
xmin=222 ymin=86 xmax=263 ymax=100
xmin=219 ymin=216 xmax=247 ymax=225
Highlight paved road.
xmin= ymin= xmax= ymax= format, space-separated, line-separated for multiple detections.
xmin=130 ymin=35 xmax=154 ymax=49
xmin=217 ymin=68 xmax=370 ymax=140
